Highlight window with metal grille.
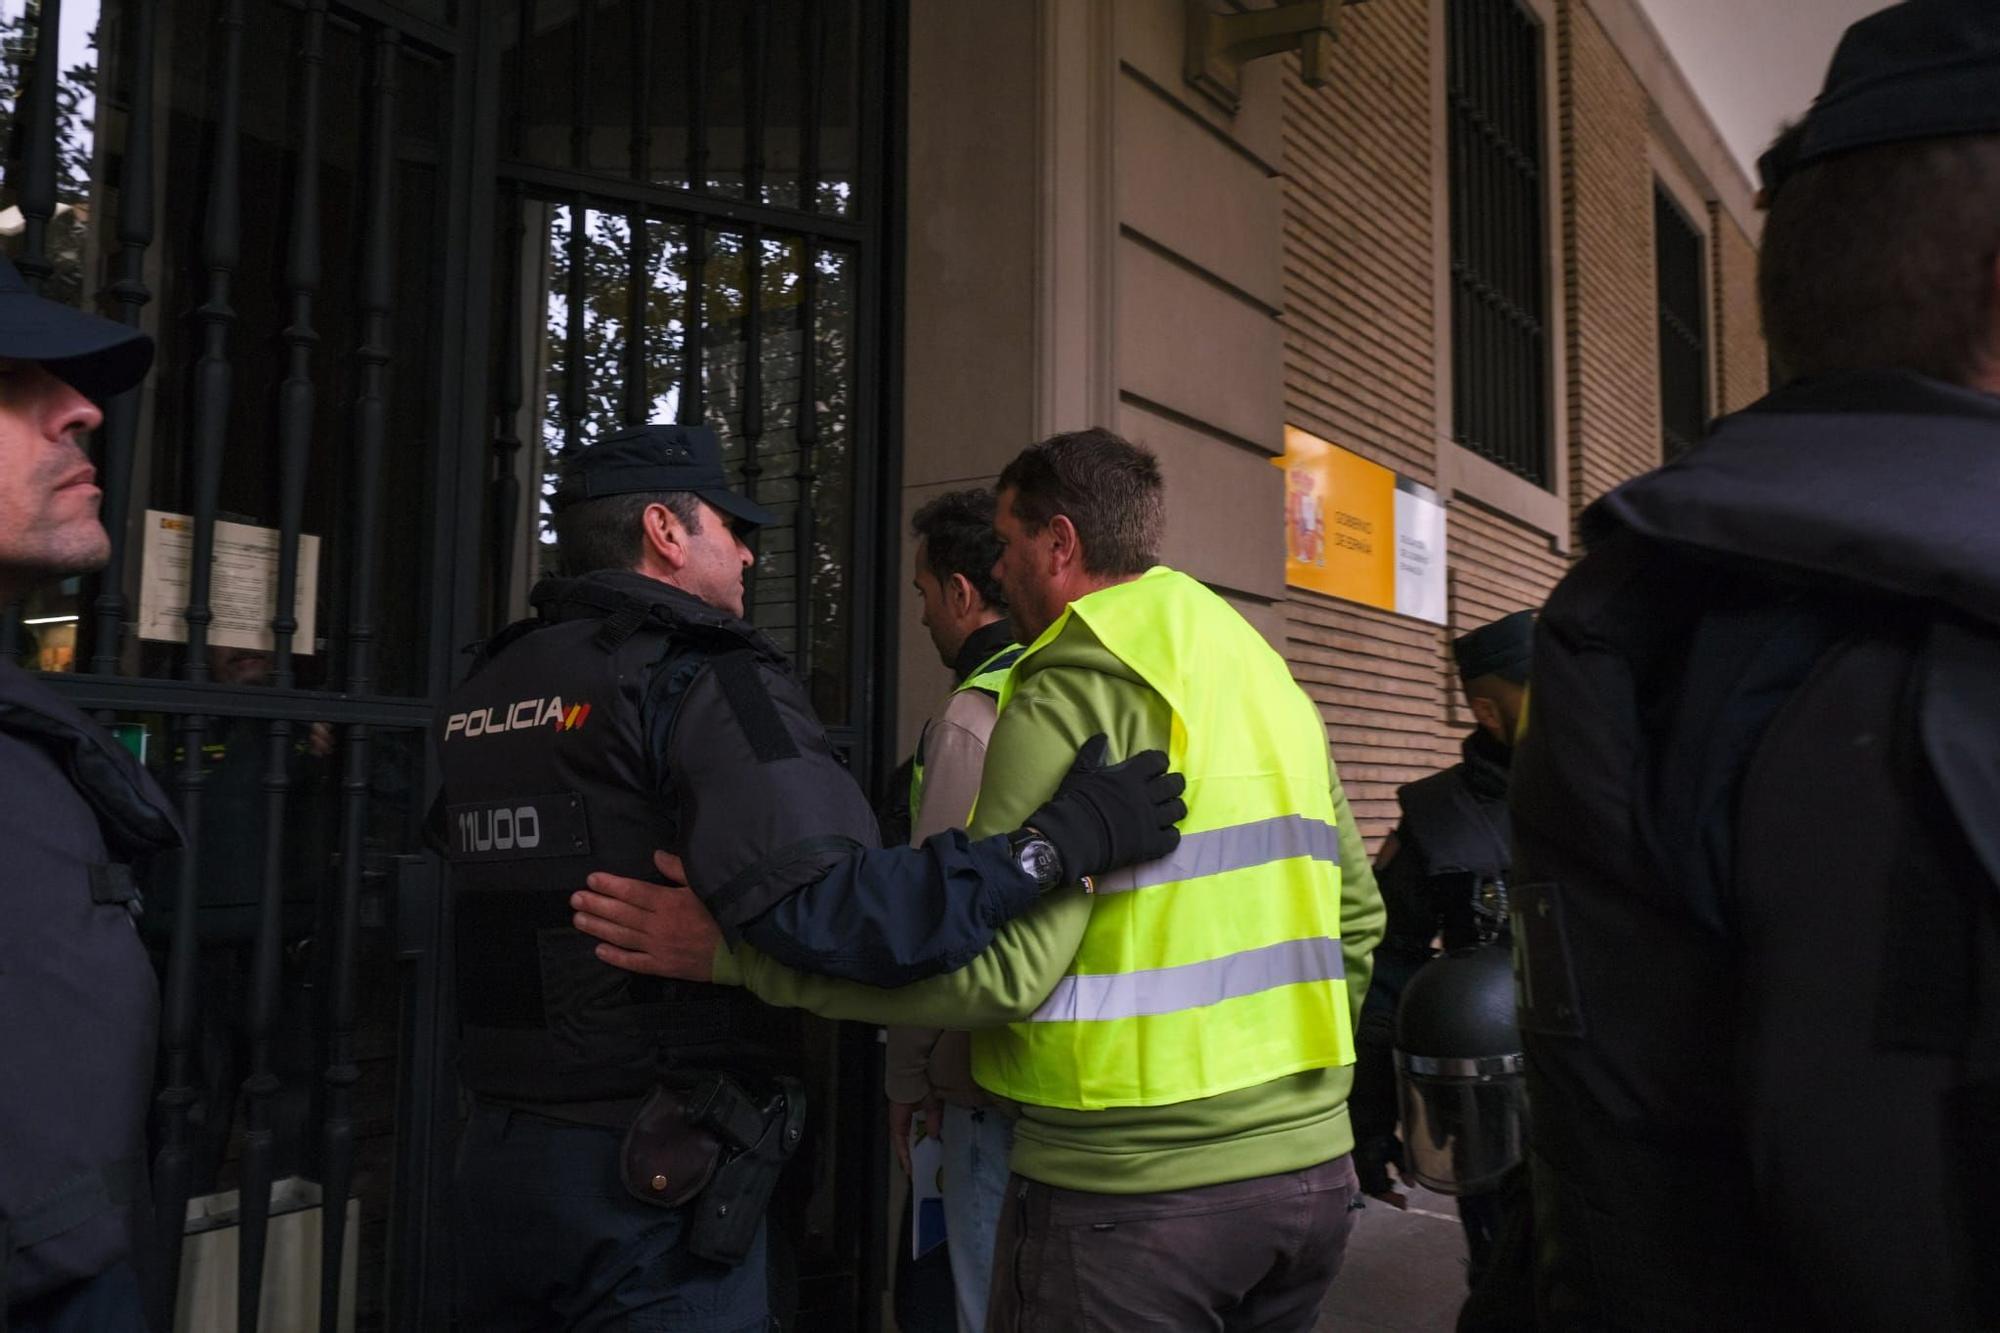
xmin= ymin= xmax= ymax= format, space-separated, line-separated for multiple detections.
xmin=1655 ymin=185 xmax=1709 ymax=459
xmin=1447 ymin=0 xmax=1550 ymax=487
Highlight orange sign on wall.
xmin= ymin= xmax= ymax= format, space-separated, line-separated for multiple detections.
xmin=1277 ymin=426 xmax=1448 ymax=624
xmin=1279 ymin=426 xmax=1395 ymax=611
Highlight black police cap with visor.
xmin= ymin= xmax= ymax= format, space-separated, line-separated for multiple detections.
xmin=0 ymin=251 xmax=153 ymax=402
xmin=1758 ymin=0 xmax=2000 ymax=200
xmin=1452 ymin=609 xmax=1533 ymax=687
xmin=549 ymin=424 xmax=777 ymax=531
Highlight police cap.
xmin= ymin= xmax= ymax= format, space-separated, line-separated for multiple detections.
xmin=0 ymin=251 xmax=152 ymax=402
xmin=1760 ymin=0 xmax=2000 ymax=196
xmin=551 ymin=424 xmax=777 ymax=530
xmin=1453 ymin=610 xmax=1534 ymax=686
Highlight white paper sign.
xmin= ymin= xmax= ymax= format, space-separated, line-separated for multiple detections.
xmin=1392 ymin=483 xmax=1448 ymax=627
xmin=137 ymin=510 xmax=321 ymax=654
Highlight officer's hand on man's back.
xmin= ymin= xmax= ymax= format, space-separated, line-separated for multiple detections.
xmin=572 ymin=850 xmax=721 ymax=982
xmin=1026 ymin=735 xmax=1186 ymax=885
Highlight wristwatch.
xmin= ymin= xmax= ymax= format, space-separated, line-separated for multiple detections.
xmin=1008 ymin=827 xmax=1069 ymax=892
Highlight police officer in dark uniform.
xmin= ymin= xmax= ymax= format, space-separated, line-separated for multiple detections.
xmin=0 ymin=255 xmax=178 ymax=1332
xmin=1510 ymin=4 xmax=2000 ymax=1327
xmin=437 ymin=426 xmax=1183 ymax=1330
xmin=1352 ymin=610 xmax=1529 ymax=1284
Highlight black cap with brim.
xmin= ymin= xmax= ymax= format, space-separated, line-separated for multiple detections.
xmin=696 ymin=485 xmax=778 ymax=530
xmin=1453 ymin=609 xmax=1535 ymax=685
xmin=1761 ymin=0 xmax=2000 ymax=196
xmin=0 ymin=253 xmax=154 ymax=401
xmin=552 ymin=423 xmax=778 ymax=529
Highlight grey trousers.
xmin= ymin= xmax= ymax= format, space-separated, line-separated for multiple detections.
xmin=985 ymin=1154 xmax=1359 ymax=1332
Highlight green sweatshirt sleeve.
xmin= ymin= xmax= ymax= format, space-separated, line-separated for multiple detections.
xmin=729 ymin=661 xmax=1169 ymax=1028
xmin=1330 ymin=755 xmax=1385 ymax=1027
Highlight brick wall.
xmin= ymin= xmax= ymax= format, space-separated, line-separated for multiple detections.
xmin=1278 ymin=0 xmax=1766 ymax=846
xmin=1559 ymin=0 xmax=1661 ymax=518
xmin=1712 ymin=208 xmax=1768 ymax=413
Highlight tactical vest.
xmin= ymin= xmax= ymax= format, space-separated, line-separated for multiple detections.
xmin=971 ymin=567 xmax=1353 ymax=1110
xmin=0 ymin=661 xmax=180 ymax=1307
xmin=437 ymin=575 xmax=795 ymax=1104
xmin=1396 ymin=758 xmax=1508 ymax=887
xmin=908 ymin=642 xmax=1021 ymax=826
xmin=1394 ymin=739 xmax=1511 ymax=953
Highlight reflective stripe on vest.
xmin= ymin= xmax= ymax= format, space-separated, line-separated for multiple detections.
xmin=910 ymin=642 xmax=1024 ymax=827
xmin=972 ymin=567 xmax=1354 ymax=1111
xmin=1030 ymin=935 xmax=1347 ymax=1023
xmin=1093 ymin=813 xmax=1342 ymax=894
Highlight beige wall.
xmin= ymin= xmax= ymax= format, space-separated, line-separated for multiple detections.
xmin=898 ymin=0 xmax=1294 ymax=755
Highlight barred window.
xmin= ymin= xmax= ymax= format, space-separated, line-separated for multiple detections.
xmin=1655 ymin=185 xmax=1710 ymax=459
xmin=1447 ymin=0 xmax=1549 ymax=487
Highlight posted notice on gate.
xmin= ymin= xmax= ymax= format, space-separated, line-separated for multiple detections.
xmin=137 ymin=510 xmax=321 ymax=654
xmin=1276 ymin=426 xmax=1446 ymax=625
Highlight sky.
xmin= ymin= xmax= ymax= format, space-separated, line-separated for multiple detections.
xmin=1633 ymin=0 xmax=1893 ymax=183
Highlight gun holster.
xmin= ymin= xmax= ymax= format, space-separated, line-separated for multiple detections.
xmin=619 ymin=1072 xmax=808 ymax=1267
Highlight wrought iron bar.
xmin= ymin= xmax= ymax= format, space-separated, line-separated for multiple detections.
xmin=791 ymin=243 xmax=819 ymax=669
xmin=628 ymin=0 xmax=651 ymax=181
xmin=490 ymin=178 xmax=524 ymax=625
xmin=745 ymin=0 xmax=766 ymax=205
xmin=679 ymin=0 xmax=708 ymax=431
xmin=623 ymin=212 xmax=648 ymax=425
xmin=564 ymin=199 xmax=587 ymax=451
xmin=686 ymin=0 xmax=709 ymax=192
xmin=737 ymin=6 xmax=767 ymax=614
xmin=739 ymin=230 xmax=762 ymax=615
xmin=150 ymin=3 xmax=243 ymax=1322
xmin=233 ymin=5 xmax=326 ymax=1325
xmin=621 ymin=2 xmax=651 ymax=425
xmin=570 ymin=0 xmax=591 ymax=171
xmin=799 ymin=0 xmax=823 ymax=212
xmin=491 ymin=1 xmax=532 ymax=629
xmin=682 ymin=222 xmax=705 ymax=425
xmin=320 ymin=27 xmax=398 ymax=1332
xmin=563 ymin=0 xmax=589 ymax=452
xmin=51 ymin=673 xmax=433 ymax=725
xmin=89 ymin=0 xmax=158 ymax=675
xmin=496 ymin=158 xmax=870 ymax=239
xmin=15 ymin=0 xmax=60 ymax=291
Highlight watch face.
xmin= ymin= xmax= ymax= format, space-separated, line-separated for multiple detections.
xmin=1019 ymin=838 xmax=1062 ymax=886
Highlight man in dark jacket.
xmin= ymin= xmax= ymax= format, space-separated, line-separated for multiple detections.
xmin=439 ymin=426 xmax=1183 ymax=1331
xmin=1352 ymin=610 xmax=1528 ymax=1284
xmin=0 ymin=255 xmax=179 ymax=1333
xmin=1510 ymin=4 xmax=2000 ymax=1327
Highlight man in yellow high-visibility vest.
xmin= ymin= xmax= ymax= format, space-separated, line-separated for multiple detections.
xmin=579 ymin=429 xmax=1386 ymax=1329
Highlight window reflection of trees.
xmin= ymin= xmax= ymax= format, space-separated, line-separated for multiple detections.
xmin=0 ymin=0 xmax=101 ymax=306
xmin=533 ymin=203 xmax=855 ymax=720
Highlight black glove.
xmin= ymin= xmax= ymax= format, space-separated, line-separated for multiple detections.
xmin=1353 ymin=1133 xmax=1404 ymax=1196
xmin=1023 ymin=734 xmax=1185 ymax=884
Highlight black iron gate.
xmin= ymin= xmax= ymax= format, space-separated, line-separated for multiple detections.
xmin=0 ymin=0 xmax=898 ymax=1327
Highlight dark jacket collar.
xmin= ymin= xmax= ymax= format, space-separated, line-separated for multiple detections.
xmin=1460 ymin=727 xmax=1512 ymax=799
xmin=524 ymin=570 xmax=789 ymax=662
xmin=533 ymin=569 xmax=742 ymax=631
xmin=1588 ymin=370 xmax=2000 ymax=628
xmin=951 ymin=618 xmax=1017 ymax=685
